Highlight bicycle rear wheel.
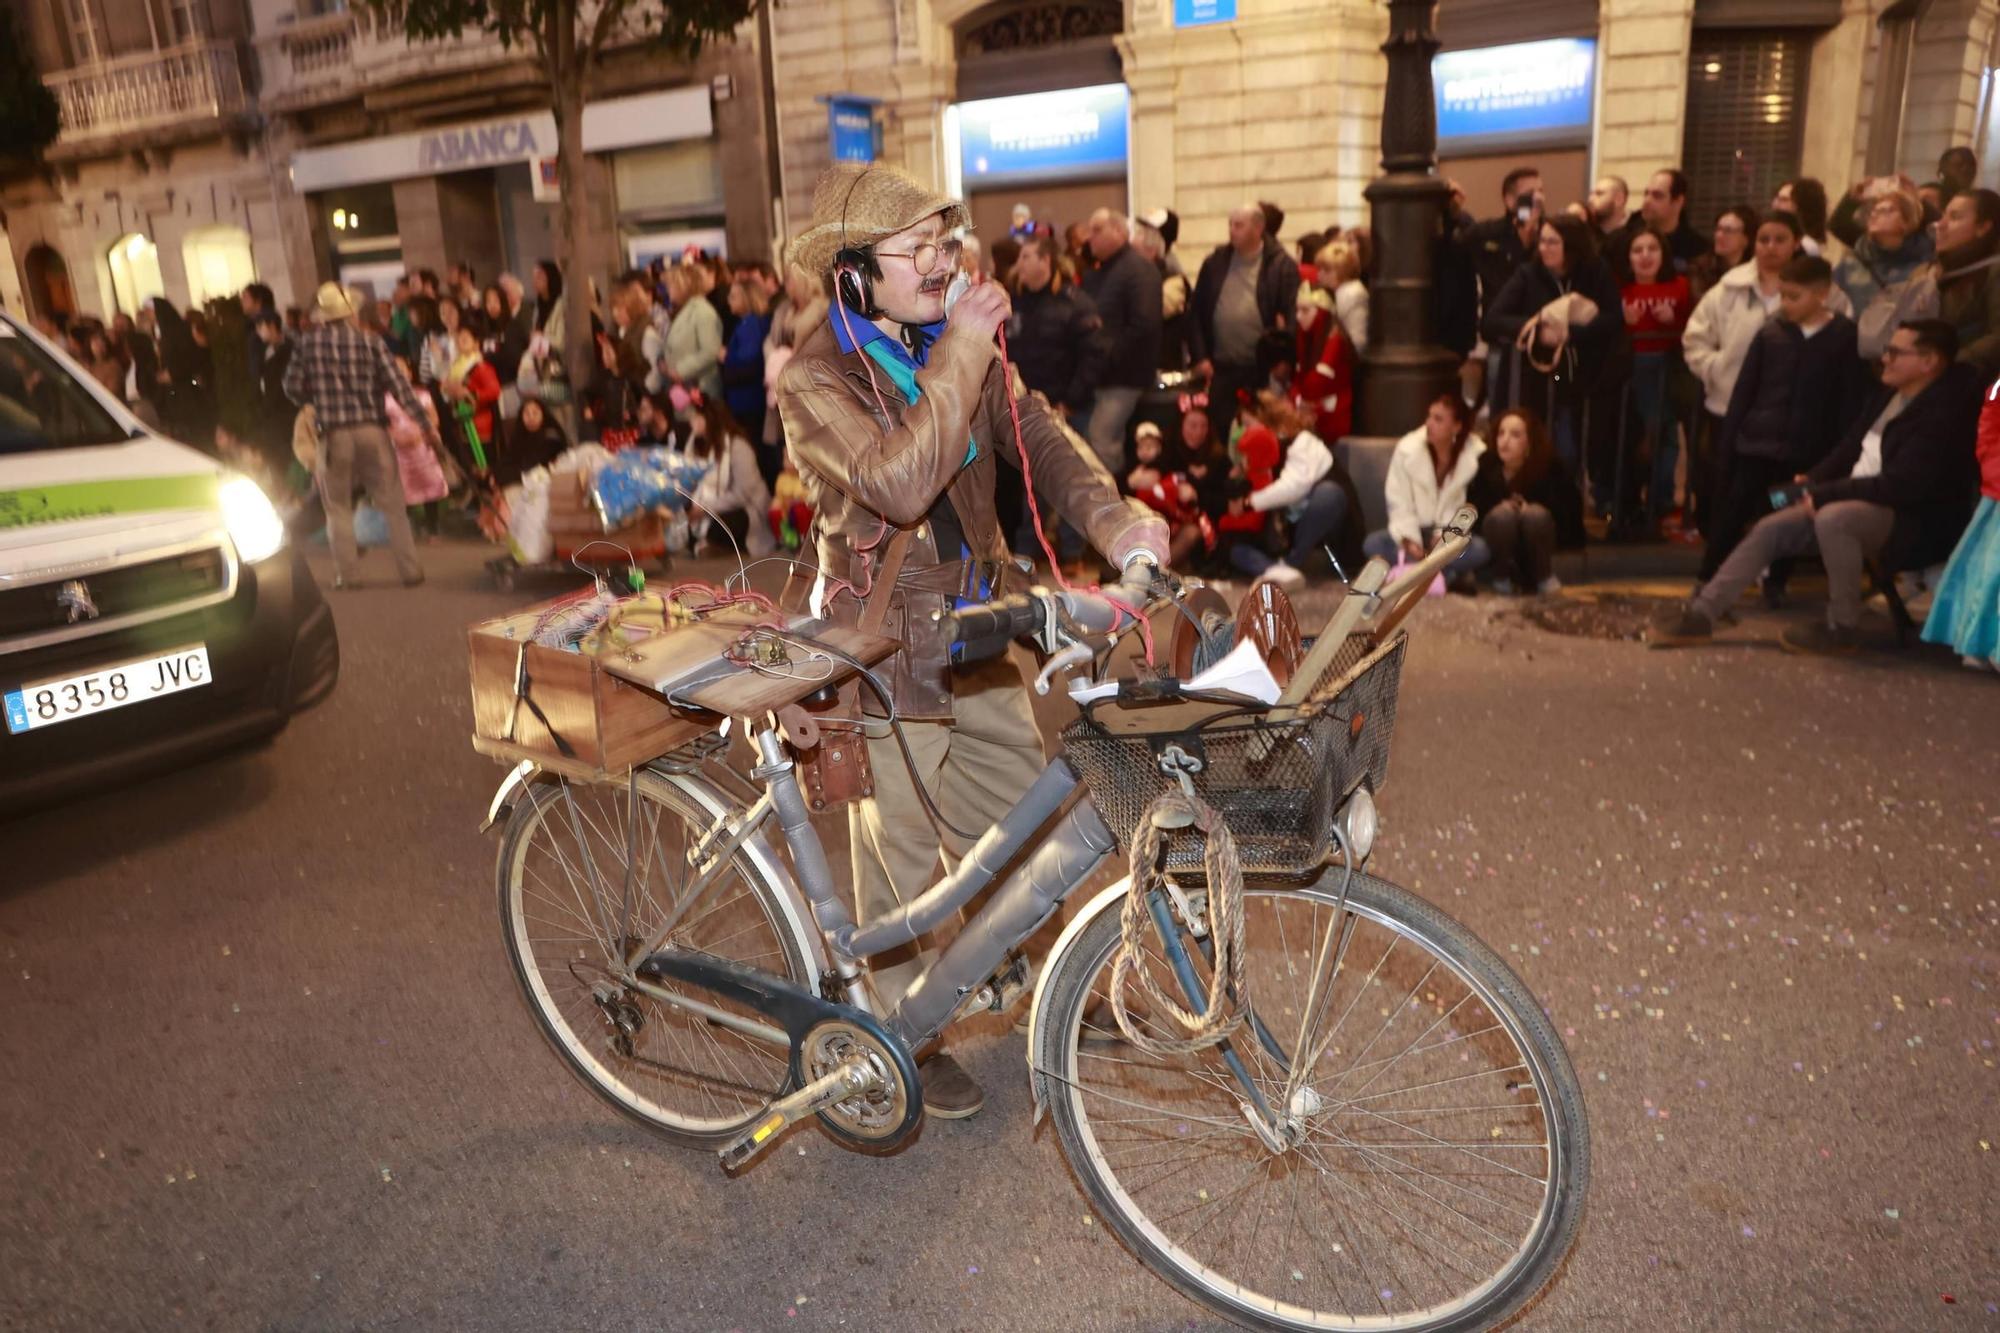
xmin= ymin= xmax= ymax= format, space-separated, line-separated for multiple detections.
xmin=1035 ymin=870 xmax=1588 ymax=1332
xmin=499 ymin=769 xmax=816 ymax=1146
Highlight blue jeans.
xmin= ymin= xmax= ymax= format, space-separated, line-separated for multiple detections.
xmin=1364 ymin=527 xmax=1492 ymax=573
xmin=1628 ymin=351 xmax=1685 ymax=523
xmin=1231 ymin=480 xmax=1351 ymax=577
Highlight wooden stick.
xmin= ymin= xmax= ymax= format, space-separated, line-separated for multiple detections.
xmin=1276 ymin=556 xmax=1390 ymax=708
xmin=1366 ymin=505 xmax=1478 ymax=645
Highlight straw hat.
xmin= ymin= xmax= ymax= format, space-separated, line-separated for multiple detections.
xmin=310 ymin=281 xmax=356 ymax=323
xmin=786 ymin=161 xmax=969 ymax=278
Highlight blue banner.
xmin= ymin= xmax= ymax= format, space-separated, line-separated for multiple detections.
xmin=1174 ymin=0 xmax=1235 ymax=25
xmin=1434 ymin=38 xmax=1596 ymax=149
xmin=956 ymin=84 xmax=1129 ymax=189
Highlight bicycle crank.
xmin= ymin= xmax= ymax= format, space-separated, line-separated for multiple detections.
xmin=636 ymin=946 xmax=925 ymax=1162
xmin=719 ymin=1057 xmax=882 ymax=1172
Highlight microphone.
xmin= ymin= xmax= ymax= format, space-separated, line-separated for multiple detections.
xmin=942 ymin=272 xmax=971 ymax=319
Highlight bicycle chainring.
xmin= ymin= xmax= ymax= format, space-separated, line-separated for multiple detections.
xmin=799 ymin=1019 xmax=909 ymax=1142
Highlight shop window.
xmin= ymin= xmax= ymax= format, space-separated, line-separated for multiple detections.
xmin=106 ymin=233 xmax=165 ymax=319
xmin=1681 ymin=30 xmax=1810 ymax=233
xmin=613 ymin=139 xmax=724 ymax=221
xmin=182 ymin=226 xmax=256 ymax=308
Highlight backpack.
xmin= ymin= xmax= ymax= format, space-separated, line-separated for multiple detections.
xmin=1855 ymin=259 xmax=1940 ymax=361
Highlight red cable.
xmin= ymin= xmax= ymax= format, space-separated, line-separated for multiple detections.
xmin=996 ymin=324 xmax=1155 ymax=665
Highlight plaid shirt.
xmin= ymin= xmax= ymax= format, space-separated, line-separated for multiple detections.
xmin=284 ymin=321 xmax=431 ymax=431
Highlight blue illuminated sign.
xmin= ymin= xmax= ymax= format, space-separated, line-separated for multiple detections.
xmin=821 ymin=94 xmax=881 ymax=164
xmin=1434 ymin=38 xmax=1597 ymax=150
xmin=1174 ymin=0 xmax=1235 ymax=25
xmin=956 ymin=84 xmax=1129 ymax=188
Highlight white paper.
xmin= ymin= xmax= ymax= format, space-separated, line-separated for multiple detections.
xmin=1186 ymin=638 xmax=1282 ymax=705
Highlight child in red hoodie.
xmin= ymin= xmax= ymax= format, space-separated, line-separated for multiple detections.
xmin=1214 ymin=418 xmax=1281 ymax=572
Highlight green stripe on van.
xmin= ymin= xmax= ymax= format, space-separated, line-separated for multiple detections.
xmin=0 ymin=474 xmax=219 ymax=530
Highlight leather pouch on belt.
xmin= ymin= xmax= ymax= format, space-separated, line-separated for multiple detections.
xmin=792 ymin=527 xmax=910 ymax=814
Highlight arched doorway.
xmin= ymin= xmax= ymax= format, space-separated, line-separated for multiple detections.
xmin=182 ymin=225 xmax=257 ymax=308
xmin=106 ymin=233 xmax=165 ymax=318
xmin=23 ymin=244 xmax=77 ymax=326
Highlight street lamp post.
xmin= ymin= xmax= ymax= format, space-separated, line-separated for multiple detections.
xmin=1358 ymin=0 xmax=1462 ymax=435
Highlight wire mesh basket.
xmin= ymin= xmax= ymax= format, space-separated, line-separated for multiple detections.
xmin=1061 ymin=632 xmax=1408 ymax=876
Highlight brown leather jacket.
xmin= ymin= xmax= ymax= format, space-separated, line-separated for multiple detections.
xmin=776 ymin=317 xmax=1167 ymax=720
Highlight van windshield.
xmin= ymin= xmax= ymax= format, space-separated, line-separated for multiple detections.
xmin=0 ymin=324 xmax=137 ymax=455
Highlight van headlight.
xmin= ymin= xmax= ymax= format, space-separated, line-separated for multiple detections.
xmin=220 ymin=474 xmax=287 ymax=564
xmin=1338 ymin=786 xmax=1378 ymax=864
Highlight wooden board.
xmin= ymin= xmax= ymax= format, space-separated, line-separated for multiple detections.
xmin=603 ymin=614 xmax=899 ymax=716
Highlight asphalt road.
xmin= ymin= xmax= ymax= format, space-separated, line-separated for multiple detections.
xmin=3 ymin=541 xmax=1996 ymax=1332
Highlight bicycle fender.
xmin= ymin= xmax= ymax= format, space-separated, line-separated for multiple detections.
xmin=1025 ymin=874 xmax=1132 ymax=1125
xmin=480 ymin=759 xmax=543 ymax=834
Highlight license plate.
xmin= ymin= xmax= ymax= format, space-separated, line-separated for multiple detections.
xmin=4 ymin=645 xmax=212 ymax=735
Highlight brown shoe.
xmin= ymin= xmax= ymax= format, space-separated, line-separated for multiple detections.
xmin=919 ymin=1053 xmax=985 ymax=1120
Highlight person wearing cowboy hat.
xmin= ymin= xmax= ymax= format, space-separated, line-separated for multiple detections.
xmin=284 ymin=281 xmax=440 ymax=589
xmin=777 ymin=160 xmax=1168 ymax=1119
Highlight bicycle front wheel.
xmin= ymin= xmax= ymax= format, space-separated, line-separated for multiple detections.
xmin=1035 ymin=870 xmax=1589 ymax=1333
xmin=499 ymin=769 xmax=817 ymax=1146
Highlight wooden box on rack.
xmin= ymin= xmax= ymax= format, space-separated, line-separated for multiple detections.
xmin=468 ymin=602 xmax=713 ymax=781
xmin=467 ymin=595 xmax=902 ymax=781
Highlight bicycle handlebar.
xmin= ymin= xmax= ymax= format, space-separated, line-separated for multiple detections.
xmin=945 ymin=566 xmax=1158 ymax=665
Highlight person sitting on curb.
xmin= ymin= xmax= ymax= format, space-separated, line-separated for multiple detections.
xmin=1651 ymin=318 xmax=1981 ymax=654
xmin=1364 ymin=392 xmax=1492 ymax=588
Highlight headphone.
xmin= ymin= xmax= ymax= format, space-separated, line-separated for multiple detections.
xmin=832 ymin=165 xmax=884 ymax=319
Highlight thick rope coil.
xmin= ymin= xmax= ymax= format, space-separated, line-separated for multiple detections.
xmin=1108 ymin=787 xmax=1250 ymax=1056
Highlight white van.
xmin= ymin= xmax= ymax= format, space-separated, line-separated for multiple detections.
xmin=0 ymin=312 xmax=338 ymax=810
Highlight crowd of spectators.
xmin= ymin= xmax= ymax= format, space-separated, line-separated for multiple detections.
xmin=30 ymin=143 xmax=2000 ymax=665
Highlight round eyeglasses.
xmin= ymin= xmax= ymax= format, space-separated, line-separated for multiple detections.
xmin=873 ymin=237 xmax=964 ymax=276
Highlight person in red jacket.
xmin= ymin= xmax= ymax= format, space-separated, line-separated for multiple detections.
xmin=1124 ymin=421 xmax=1213 ymax=566
xmin=441 ymin=321 xmax=502 ymax=476
xmin=1922 ymin=373 xmax=2000 ymax=669
xmin=1291 ymin=286 xmax=1354 ymax=443
xmin=1622 ymin=224 xmax=1694 ymax=533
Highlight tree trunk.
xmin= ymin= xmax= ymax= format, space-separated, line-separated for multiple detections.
xmin=552 ymin=82 xmax=596 ymax=410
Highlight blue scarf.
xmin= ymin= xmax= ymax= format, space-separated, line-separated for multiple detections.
xmin=831 ymin=314 xmax=978 ymax=468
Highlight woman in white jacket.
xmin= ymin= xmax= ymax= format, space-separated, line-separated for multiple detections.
xmin=1363 ymin=392 xmax=1492 ymax=580
xmin=1235 ymin=392 xmax=1354 ymax=589
xmin=1680 ymin=213 xmax=1847 ymax=537
xmin=686 ymin=391 xmax=774 ymax=558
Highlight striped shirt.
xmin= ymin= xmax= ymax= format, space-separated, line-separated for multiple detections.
xmin=284 ymin=321 xmax=430 ymax=431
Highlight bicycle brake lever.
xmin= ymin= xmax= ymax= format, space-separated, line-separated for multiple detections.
xmin=1033 ymin=641 xmax=1095 ymax=695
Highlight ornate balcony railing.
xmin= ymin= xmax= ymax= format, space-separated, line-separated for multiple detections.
xmin=45 ymin=40 xmax=250 ymax=142
xmin=257 ymin=9 xmax=518 ymax=108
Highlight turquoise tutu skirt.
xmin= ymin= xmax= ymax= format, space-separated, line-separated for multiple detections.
xmin=1923 ymin=496 xmax=2000 ymax=661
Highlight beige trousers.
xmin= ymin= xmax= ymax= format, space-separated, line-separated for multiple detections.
xmin=322 ymin=423 xmax=422 ymax=585
xmin=846 ymin=656 xmax=1047 ymax=1010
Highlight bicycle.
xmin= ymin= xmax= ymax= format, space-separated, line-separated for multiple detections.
xmin=480 ymin=509 xmax=1590 ymax=1332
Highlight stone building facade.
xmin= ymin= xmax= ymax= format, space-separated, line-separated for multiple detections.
xmin=1 ymin=0 xmax=776 ymax=325
xmin=765 ymin=0 xmax=2000 ymax=261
